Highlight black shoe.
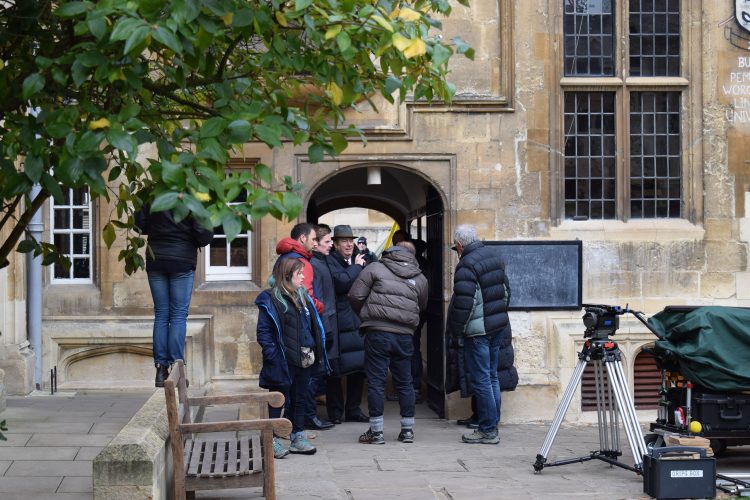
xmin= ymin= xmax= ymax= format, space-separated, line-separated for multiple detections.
xmin=457 ymin=415 xmax=479 ymax=428
xmin=155 ymin=365 xmax=169 ymax=388
xmin=305 ymin=416 xmax=334 ymax=430
xmin=359 ymin=429 xmax=385 ymax=444
xmin=328 ymin=415 xmax=342 ymax=425
xmin=397 ymin=429 xmax=414 ymax=443
xmin=345 ymin=412 xmax=369 ymax=423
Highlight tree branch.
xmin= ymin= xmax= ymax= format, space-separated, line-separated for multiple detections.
xmin=0 ymin=189 xmax=50 ymax=270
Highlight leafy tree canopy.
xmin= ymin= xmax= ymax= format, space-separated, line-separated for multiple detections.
xmin=0 ymin=0 xmax=472 ymax=273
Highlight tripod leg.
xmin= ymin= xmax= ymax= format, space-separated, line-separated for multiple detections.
xmin=605 ymin=360 xmax=647 ymax=468
xmin=593 ymin=360 xmax=609 ymax=451
xmin=535 ymin=358 xmax=588 ymax=471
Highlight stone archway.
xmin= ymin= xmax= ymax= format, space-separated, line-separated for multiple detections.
xmin=300 ymin=157 xmax=454 ymax=417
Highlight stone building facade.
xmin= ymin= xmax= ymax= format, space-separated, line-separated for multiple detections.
xmin=2 ymin=0 xmax=750 ymax=423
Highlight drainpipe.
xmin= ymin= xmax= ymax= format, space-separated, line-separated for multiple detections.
xmin=27 ymin=184 xmax=43 ymax=390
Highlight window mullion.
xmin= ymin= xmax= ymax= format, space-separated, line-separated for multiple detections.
xmin=619 ymin=86 xmax=631 ymax=221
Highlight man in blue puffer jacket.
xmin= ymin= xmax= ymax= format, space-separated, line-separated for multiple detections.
xmin=447 ymin=224 xmax=511 ymax=445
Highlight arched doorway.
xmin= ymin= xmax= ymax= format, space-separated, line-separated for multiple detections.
xmin=306 ymin=164 xmax=448 ymax=416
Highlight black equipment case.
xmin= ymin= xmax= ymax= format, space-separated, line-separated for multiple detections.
xmin=642 ymin=447 xmax=715 ymax=499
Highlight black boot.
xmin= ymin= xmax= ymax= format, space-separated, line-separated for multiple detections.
xmin=155 ymin=365 xmax=169 ymax=388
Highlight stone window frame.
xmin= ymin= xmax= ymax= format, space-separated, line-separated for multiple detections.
xmin=552 ymin=0 xmax=703 ymax=226
xmin=202 ymin=158 xmax=260 ymax=283
xmin=49 ymin=186 xmax=94 ymax=284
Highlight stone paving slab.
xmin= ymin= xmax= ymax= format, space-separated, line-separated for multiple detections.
xmin=27 ymin=433 xmax=115 ymax=447
xmin=0 ymin=476 xmax=63 ymax=493
xmin=6 ymin=459 xmax=93 ymax=477
xmin=4 ymin=422 xmax=94 ymax=434
xmin=74 ymin=447 xmax=104 ymax=461
xmin=0 ymin=446 xmax=79 ymax=461
xmin=59 ymin=476 xmax=93 ymax=493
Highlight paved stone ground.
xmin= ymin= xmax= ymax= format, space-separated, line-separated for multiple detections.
xmin=0 ymin=390 xmax=748 ymax=499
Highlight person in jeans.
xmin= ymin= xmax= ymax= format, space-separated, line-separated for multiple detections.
xmin=447 ymin=224 xmax=511 ymax=445
xmin=135 ymin=206 xmax=213 ymax=387
xmin=255 ymin=258 xmax=329 ymax=456
xmin=348 ymin=241 xmax=427 ymax=444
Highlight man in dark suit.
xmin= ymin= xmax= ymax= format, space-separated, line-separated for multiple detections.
xmin=325 ymin=225 xmax=368 ymax=423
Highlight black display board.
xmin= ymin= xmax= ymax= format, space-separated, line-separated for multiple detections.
xmin=484 ymin=240 xmax=582 ymax=311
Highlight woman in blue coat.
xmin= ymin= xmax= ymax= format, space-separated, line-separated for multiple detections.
xmin=255 ymin=258 xmax=329 ymax=457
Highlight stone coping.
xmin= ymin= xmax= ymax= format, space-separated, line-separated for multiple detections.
xmin=93 ymin=388 xmax=171 ymax=500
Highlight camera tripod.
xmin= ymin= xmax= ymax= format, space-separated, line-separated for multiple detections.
xmin=533 ymin=336 xmax=648 ymax=474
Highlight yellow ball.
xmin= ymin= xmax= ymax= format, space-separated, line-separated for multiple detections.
xmin=689 ymin=420 xmax=702 ymax=433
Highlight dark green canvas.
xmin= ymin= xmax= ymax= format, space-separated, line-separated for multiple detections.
xmin=649 ymin=306 xmax=750 ymax=392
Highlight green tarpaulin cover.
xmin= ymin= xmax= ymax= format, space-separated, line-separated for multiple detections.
xmin=649 ymin=306 xmax=750 ymax=392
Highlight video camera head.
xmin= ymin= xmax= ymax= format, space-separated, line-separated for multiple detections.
xmin=582 ymin=304 xmax=625 ymax=340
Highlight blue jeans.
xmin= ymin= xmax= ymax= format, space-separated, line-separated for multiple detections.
xmin=147 ymin=270 xmax=195 ymax=367
xmin=465 ymin=333 xmax=502 ymax=434
xmin=365 ymin=331 xmax=415 ymax=421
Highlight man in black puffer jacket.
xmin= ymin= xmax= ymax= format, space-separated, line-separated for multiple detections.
xmin=447 ymin=224 xmax=511 ymax=445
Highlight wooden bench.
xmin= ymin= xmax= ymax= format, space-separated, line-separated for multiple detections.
xmin=164 ymin=360 xmax=292 ymax=499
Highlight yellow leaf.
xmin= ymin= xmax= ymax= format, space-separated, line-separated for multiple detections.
xmin=275 ymin=11 xmax=288 ymax=27
xmin=392 ymin=33 xmax=412 ymax=52
xmin=371 ymin=14 xmax=394 ymax=33
xmin=194 ymin=192 xmax=211 ymax=202
xmin=326 ymin=82 xmax=343 ymax=106
xmin=222 ymin=12 xmax=233 ymax=25
xmin=398 ymin=7 xmax=421 ymax=22
xmin=403 ymin=38 xmax=426 ymax=59
xmin=88 ymin=117 xmax=111 ymax=130
xmin=389 ymin=8 xmax=399 ymax=19
xmin=325 ymin=25 xmax=342 ymax=40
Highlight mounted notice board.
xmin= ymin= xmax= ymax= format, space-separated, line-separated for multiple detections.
xmin=484 ymin=240 xmax=582 ymax=311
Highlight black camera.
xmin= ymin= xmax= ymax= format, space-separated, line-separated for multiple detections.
xmin=582 ymin=304 xmax=623 ymax=339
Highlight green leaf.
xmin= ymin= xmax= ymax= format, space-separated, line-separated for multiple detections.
xmin=222 ymin=215 xmax=242 ymax=242
xmin=151 ymin=191 xmax=180 ymax=212
xmin=111 ymin=18 xmax=146 ymax=41
xmin=431 ymin=43 xmax=452 ymax=67
xmin=330 ymin=133 xmax=348 ymax=154
xmin=254 ymin=163 xmax=273 ymax=185
xmin=335 ymin=31 xmax=351 ymax=52
xmin=22 ymin=73 xmax=45 ymax=100
xmin=107 ymin=128 xmax=139 ymax=157
xmin=200 ymin=117 xmax=227 ymax=139
xmin=308 ymin=144 xmax=324 ymax=163
xmin=87 ymin=17 xmax=107 ymax=40
xmin=254 ymin=124 xmax=282 ymax=147
xmin=103 ymin=222 xmax=116 ymax=248
xmin=295 ymin=0 xmax=313 ymax=10
xmin=24 ymin=155 xmax=43 ymax=183
xmin=124 ymin=26 xmax=151 ymax=55
xmin=282 ymin=191 xmax=302 ymax=220
xmin=161 ymin=161 xmax=186 ymax=188
xmin=17 ymin=240 xmax=36 ymax=253
xmin=152 ymin=26 xmax=183 ymax=54
xmin=41 ymin=172 xmax=64 ymax=203
xmin=55 ymin=2 xmax=89 ymax=17
xmin=227 ymin=120 xmax=252 ymax=143
xmin=384 ymin=75 xmax=402 ymax=94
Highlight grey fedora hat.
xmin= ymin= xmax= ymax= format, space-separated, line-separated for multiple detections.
xmin=332 ymin=224 xmax=356 ymax=239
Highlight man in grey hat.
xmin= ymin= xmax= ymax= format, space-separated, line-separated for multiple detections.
xmin=324 ymin=225 xmax=369 ymax=423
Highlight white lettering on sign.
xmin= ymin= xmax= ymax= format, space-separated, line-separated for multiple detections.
xmin=722 ymin=56 xmax=750 ymax=122
xmin=670 ymin=470 xmax=704 ymax=478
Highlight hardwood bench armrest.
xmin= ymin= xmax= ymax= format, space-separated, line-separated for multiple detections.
xmin=180 ymin=417 xmax=292 ymax=436
xmin=188 ymin=391 xmax=285 ymax=408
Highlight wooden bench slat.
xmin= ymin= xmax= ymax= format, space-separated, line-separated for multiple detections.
xmin=251 ymin=434 xmax=263 ymax=473
xmin=227 ymin=438 xmax=238 ymax=476
xmin=240 ymin=436 xmax=251 ymax=476
xmin=186 ymin=439 xmax=203 ymax=477
xmin=214 ymin=440 xmax=227 ymax=477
